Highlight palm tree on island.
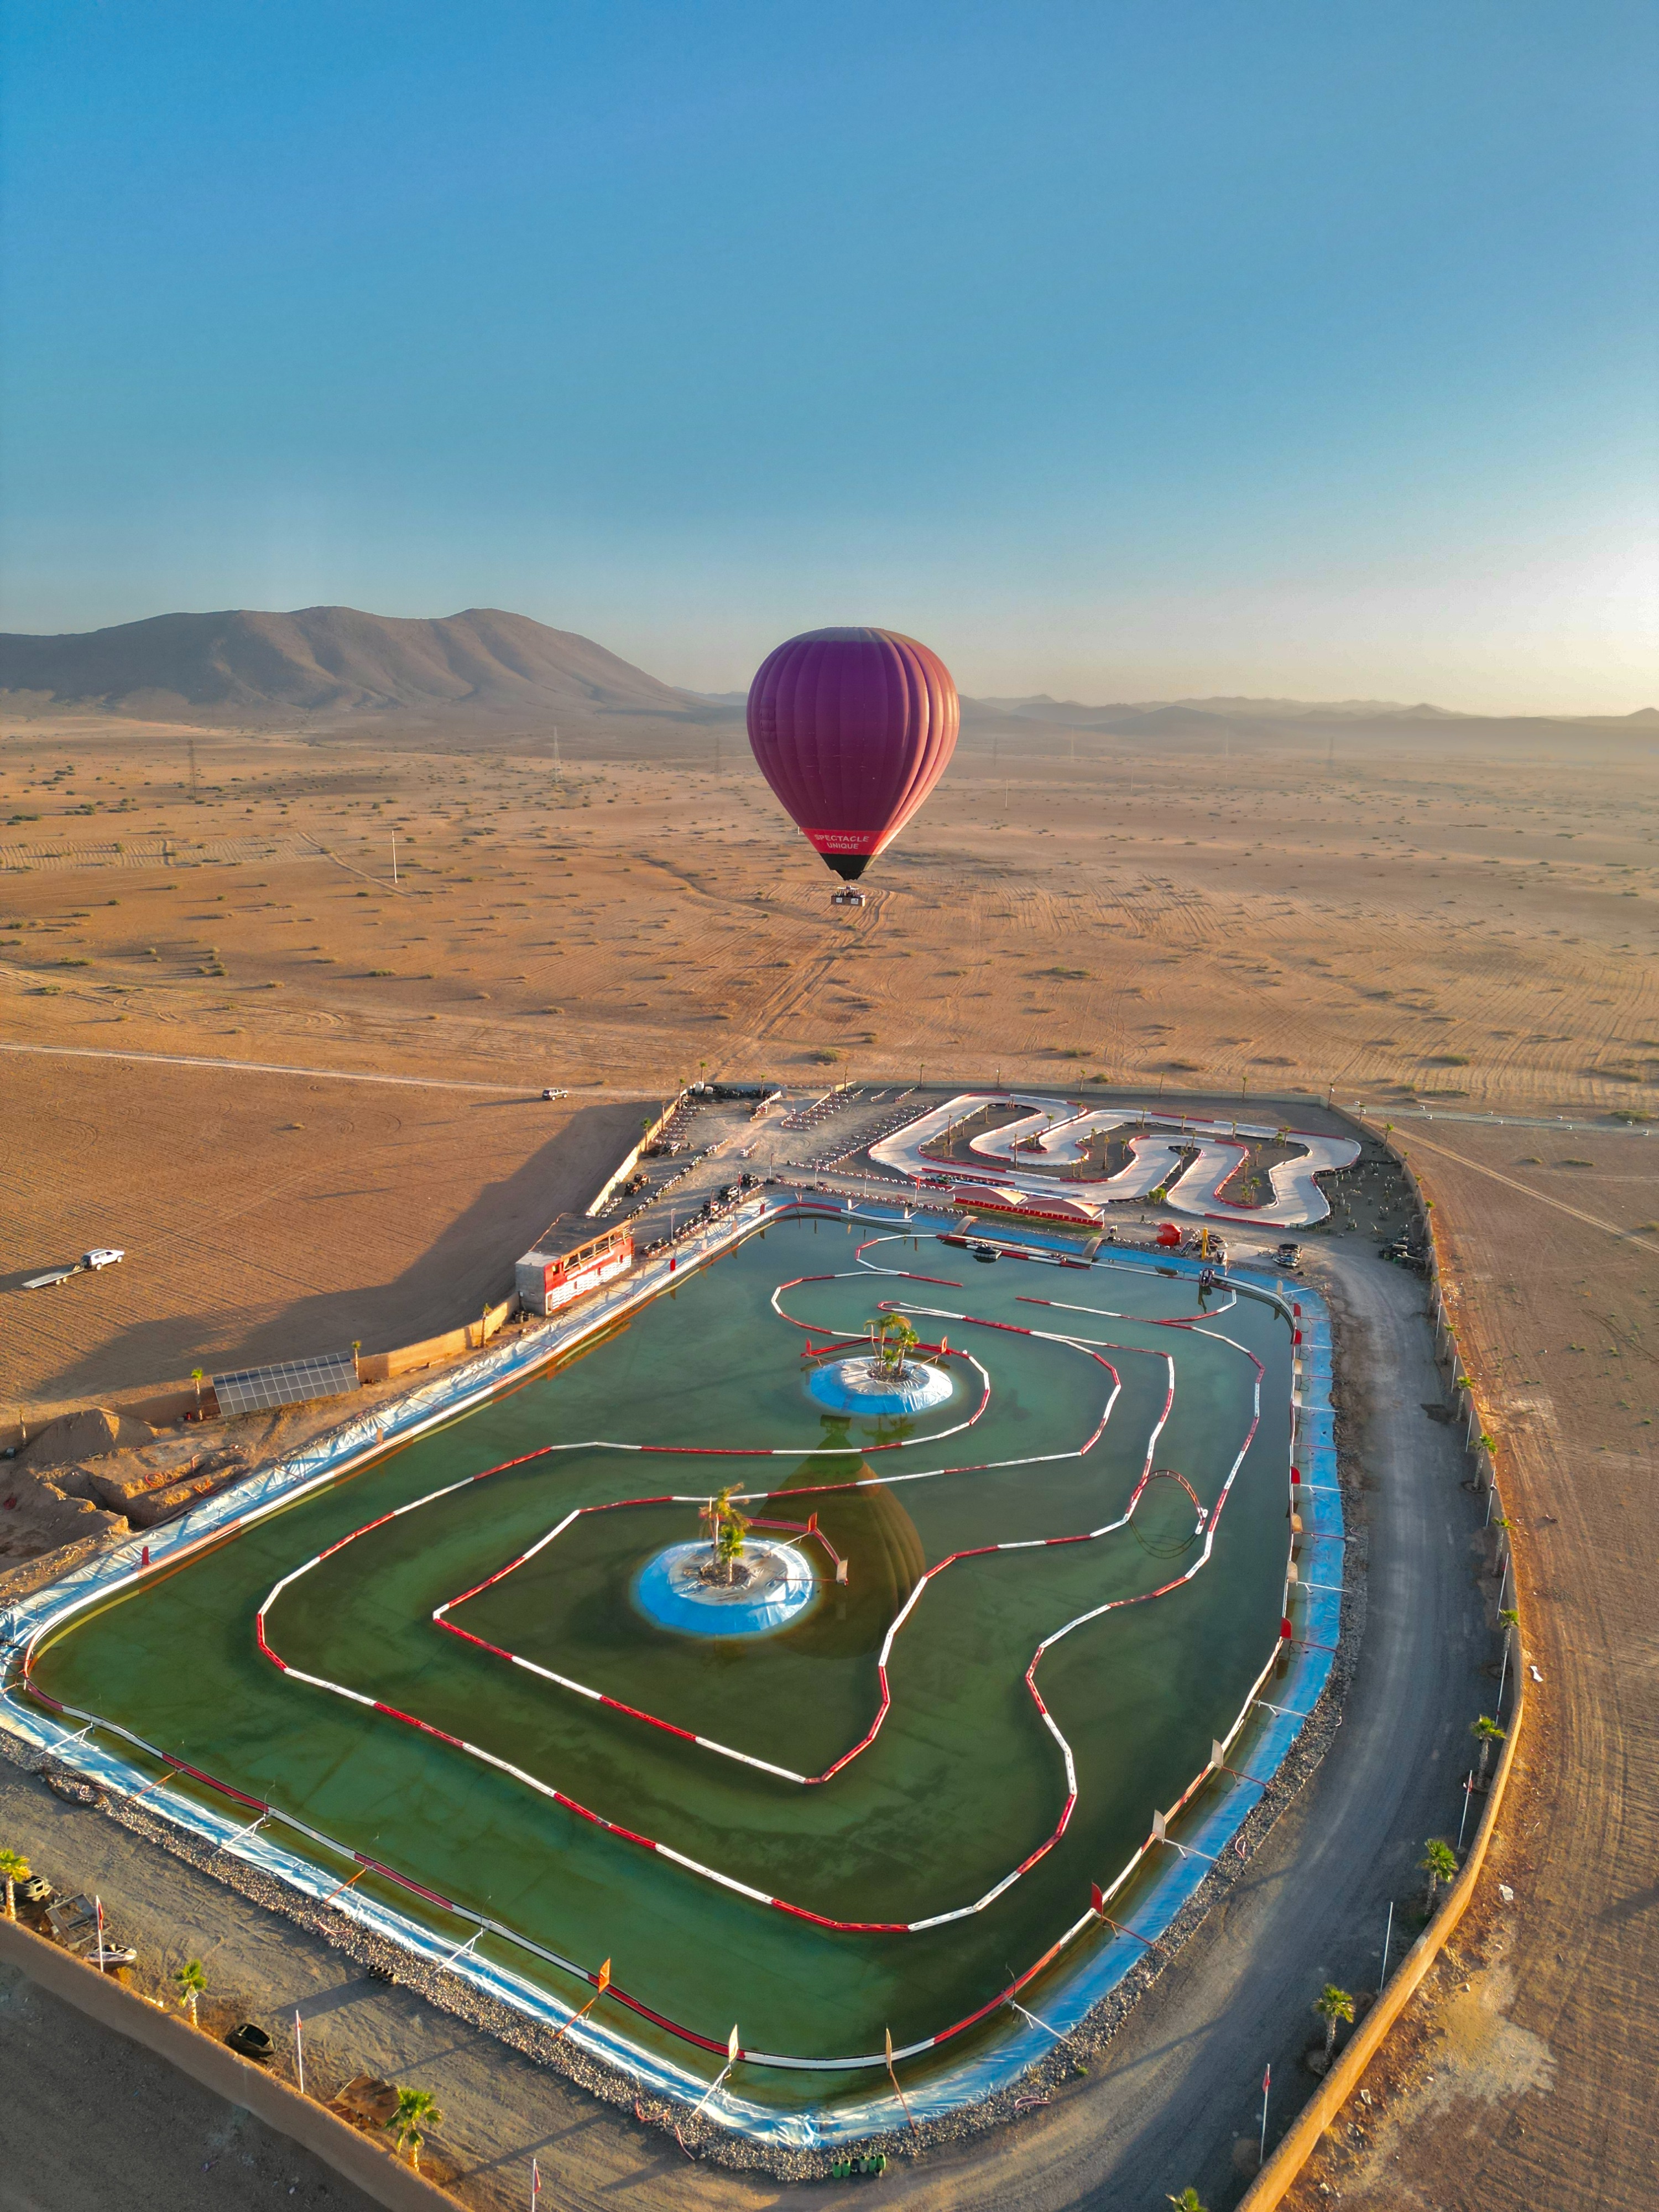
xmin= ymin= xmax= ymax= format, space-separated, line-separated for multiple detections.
xmin=866 ymin=1312 xmax=919 ymax=1378
xmin=705 ymin=1485 xmax=752 ymax=1585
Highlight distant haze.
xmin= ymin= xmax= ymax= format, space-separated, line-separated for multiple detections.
xmin=2 ymin=608 xmax=1650 ymax=750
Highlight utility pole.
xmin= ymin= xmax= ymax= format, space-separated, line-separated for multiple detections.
xmin=391 ymin=830 xmax=398 ymax=887
xmin=187 ymin=739 xmax=200 ymax=802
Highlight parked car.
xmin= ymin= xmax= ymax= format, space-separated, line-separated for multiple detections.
xmin=225 ymin=2021 xmax=275 ymax=2062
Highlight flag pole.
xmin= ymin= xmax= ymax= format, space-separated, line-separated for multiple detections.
xmin=551 ymin=1958 xmax=611 ymax=2044
xmin=885 ymin=2027 xmax=920 ymax=2142
xmin=690 ymin=2025 xmax=741 ymax=2121
xmin=1259 ymin=2063 xmax=1271 ymax=2166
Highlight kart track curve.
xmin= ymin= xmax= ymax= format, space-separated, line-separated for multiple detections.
xmin=870 ymin=1094 xmax=1359 ymax=1227
xmin=242 ymin=1229 xmax=1277 ymax=2070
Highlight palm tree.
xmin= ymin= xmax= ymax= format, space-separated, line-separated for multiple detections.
xmin=388 ymin=2086 xmax=442 ymax=2172
xmin=1167 ymin=2191 xmax=1208 ymax=2212
xmin=1420 ymin=1838 xmax=1459 ymax=1912
xmin=174 ymin=1957 xmax=206 ymax=2027
xmin=0 ymin=1848 xmax=29 ymax=1921
xmin=706 ymin=1486 xmax=751 ymax=1585
xmin=1314 ymin=1983 xmax=1354 ymax=2060
xmin=190 ymin=1366 xmax=205 ymax=1405
xmin=1472 ymin=1714 xmax=1505 ymax=1784
xmin=867 ymin=1313 xmax=919 ymax=1376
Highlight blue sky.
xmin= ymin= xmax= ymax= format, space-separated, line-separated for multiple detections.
xmin=2 ymin=2 xmax=1654 ymax=709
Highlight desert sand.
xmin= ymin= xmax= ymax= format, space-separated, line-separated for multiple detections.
xmin=4 ymin=691 xmax=1658 ymax=2210
xmin=4 ymin=702 xmax=1656 ymax=1411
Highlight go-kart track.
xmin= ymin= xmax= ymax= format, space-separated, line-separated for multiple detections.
xmin=2 ymin=1197 xmax=1343 ymax=2148
xmin=872 ymin=1094 xmax=1359 ymax=1227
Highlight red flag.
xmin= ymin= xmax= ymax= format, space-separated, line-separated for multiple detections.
xmin=1262 ymin=2063 xmax=1272 ymax=2094
xmin=1090 ymin=1881 xmax=1105 ymax=1915
xmin=531 ymin=2154 xmax=541 ymax=2204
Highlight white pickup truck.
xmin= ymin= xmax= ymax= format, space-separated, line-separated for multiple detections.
xmin=23 ymin=1248 xmax=124 ymax=1291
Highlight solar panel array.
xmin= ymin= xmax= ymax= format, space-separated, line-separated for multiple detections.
xmin=212 ymin=1349 xmax=360 ymax=1417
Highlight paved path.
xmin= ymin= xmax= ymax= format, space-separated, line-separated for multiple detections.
xmin=0 ymin=1241 xmax=1492 ymax=2210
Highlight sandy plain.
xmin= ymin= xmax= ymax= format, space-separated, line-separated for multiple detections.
xmin=4 ymin=705 xmax=1657 ymax=1417
xmin=3 ymin=704 xmax=1659 ymax=2210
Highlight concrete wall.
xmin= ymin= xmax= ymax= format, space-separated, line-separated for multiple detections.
xmin=355 ymin=1293 xmax=518 ymax=1385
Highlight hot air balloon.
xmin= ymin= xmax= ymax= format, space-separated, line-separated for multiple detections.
xmin=747 ymin=628 xmax=959 ymax=884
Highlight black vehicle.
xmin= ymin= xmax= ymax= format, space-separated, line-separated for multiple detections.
xmin=1379 ymin=1235 xmax=1426 ymax=1270
xmin=971 ymin=1241 xmax=1000 ymax=1263
xmin=225 ymin=2022 xmax=275 ymax=2063
xmin=1276 ymin=1241 xmax=1302 ymax=1272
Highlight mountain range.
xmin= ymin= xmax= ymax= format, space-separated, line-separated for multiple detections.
xmin=0 ymin=606 xmax=718 ymax=726
xmin=2 ymin=606 xmax=1652 ymax=744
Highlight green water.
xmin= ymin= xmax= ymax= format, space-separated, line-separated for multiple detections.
xmin=33 ymin=1217 xmax=1290 ymax=2095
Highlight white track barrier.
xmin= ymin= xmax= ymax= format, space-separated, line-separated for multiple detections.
xmin=871 ymin=1094 xmax=1358 ymax=1227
